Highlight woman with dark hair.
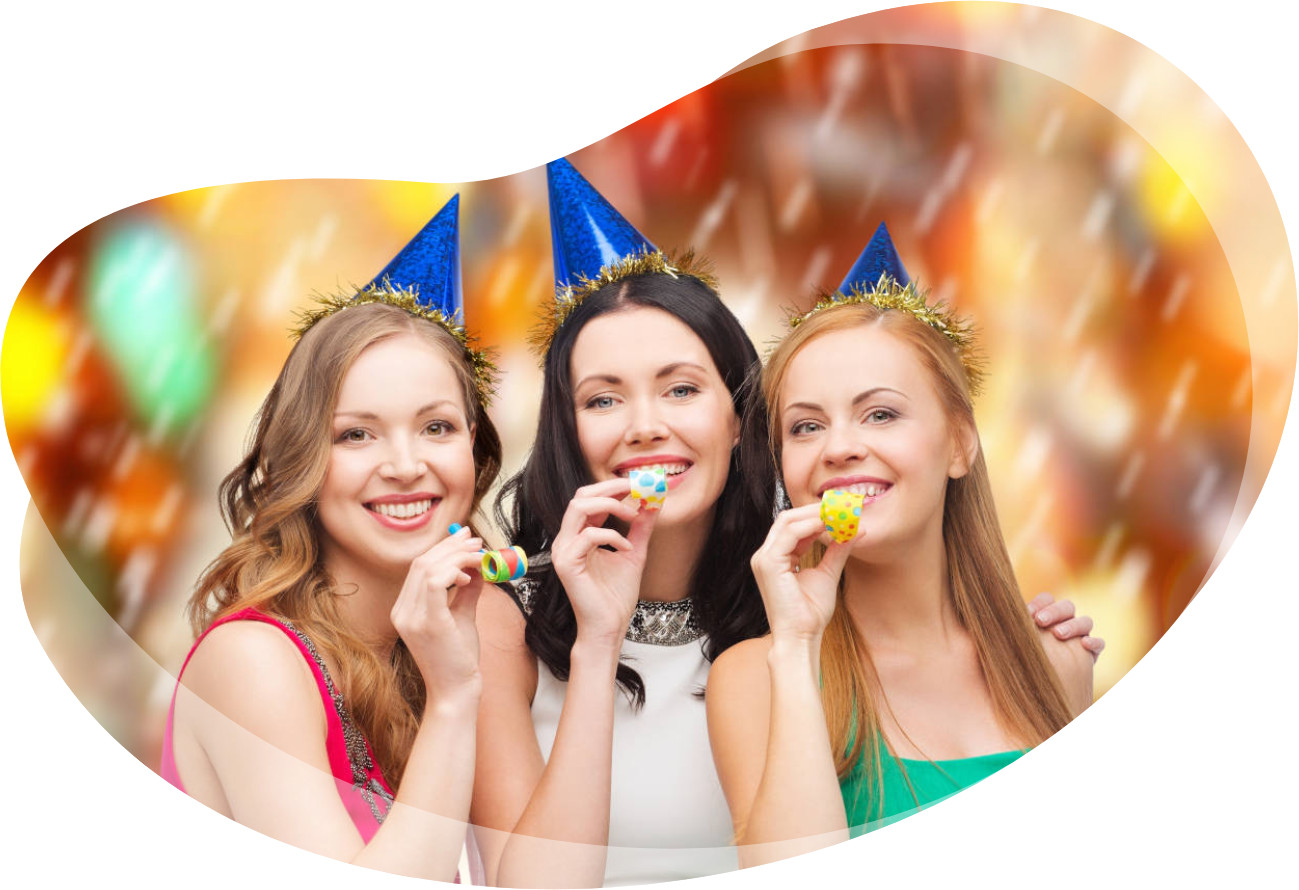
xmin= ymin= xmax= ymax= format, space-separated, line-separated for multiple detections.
xmin=468 ymin=161 xmax=773 ymax=887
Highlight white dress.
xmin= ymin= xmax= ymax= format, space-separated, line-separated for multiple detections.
xmin=531 ymin=635 xmax=739 ymax=886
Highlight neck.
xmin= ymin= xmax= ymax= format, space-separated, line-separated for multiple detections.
xmin=841 ymin=519 xmax=958 ymax=651
xmin=637 ymin=509 xmax=711 ymax=603
xmin=321 ymin=547 xmax=404 ymax=658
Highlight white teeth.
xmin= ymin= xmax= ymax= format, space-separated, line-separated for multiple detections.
xmin=619 ymin=462 xmax=688 ymax=477
xmin=372 ymin=499 xmax=432 ymax=519
xmin=836 ymin=483 xmax=886 ymax=497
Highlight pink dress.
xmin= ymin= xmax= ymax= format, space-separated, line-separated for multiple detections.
xmin=161 ymin=608 xmax=395 ymax=841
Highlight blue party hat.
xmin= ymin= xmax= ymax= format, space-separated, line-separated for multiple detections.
xmin=368 ymin=193 xmax=464 ymax=318
xmin=837 ymin=221 xmax=910 ymax=293
xmin=547 ymin=158 xmax=656 ymax=287
xmin=293 ymin=193 xmax=498 ymax=406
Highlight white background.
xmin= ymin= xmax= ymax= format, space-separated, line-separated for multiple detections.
xmin=2 ymin=1 xmax=1295 ymax=886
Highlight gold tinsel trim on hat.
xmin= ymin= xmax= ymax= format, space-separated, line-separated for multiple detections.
xmin=528 ymin=248 xmax=719 ymax=356
xmin=291 ymin=279 xmax=499 ymax=407
xmin=783 ymin=273 xmax=986 ymax=396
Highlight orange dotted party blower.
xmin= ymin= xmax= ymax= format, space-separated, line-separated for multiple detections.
xmin=820 ymin=489 xmax=864 ymax=544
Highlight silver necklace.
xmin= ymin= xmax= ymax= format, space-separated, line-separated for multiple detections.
xmin=626 ymin=597 xmax=702 ymax=646
xmin=513 ymin=578 xmax=703 ymax=646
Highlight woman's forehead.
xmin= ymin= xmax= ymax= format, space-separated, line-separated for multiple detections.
xmin=571 ymin=307 xmax=717 ymax=375
xmin=337 ymin=335 xmax=466 ymax=410
xmin=782 ymin=326 xmax=925 ymax=400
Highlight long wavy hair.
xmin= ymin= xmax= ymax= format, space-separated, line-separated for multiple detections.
xmin=187 ymin=302 xmax=503 ymax=786
xmin=762 ymin=302 xmax=1073 ymax=822
xmin=496 ymin=272 xmax=774 ymax=705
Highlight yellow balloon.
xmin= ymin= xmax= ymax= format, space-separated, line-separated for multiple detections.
xmin=1 ymin=297 xmax=68 ymax=434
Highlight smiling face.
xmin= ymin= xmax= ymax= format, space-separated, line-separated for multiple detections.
xmin=777 ymin=322 xmax=975 ymax=554
xmin=569 ymin=306 xmax=740 ymax=534
xmin=317 ymin=332 xmax=477 ymax=582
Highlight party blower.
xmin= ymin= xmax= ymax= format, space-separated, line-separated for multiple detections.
xmin=449 ymin=467 xmax=670 ymax=582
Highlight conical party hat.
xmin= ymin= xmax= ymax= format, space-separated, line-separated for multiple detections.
xmin=368 ymin=193 xmax=464 ymax=318
xmin=547 ymin=158 xmax=656 ymax=287
xmin=837 ymin=220 xmax=911 ymax=293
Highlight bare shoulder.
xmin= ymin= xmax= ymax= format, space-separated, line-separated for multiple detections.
xmin=477 ymin=583 xmax=528 ymax=643
xmin=181 ymin=619 xmax=321 ymax=725
xmin=707 ymin=635 xmax=774 ymax=700
xmin=475 ymin=584 xmax=537 ymax=698
xmin=1039 ymin=631 xmax=1094 ymax=716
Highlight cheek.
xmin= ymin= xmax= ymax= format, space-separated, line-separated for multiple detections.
xmin=693 ymin=398 xmax=739 ymax=457
xmin=575 ymin=415 xmax=618 ymax=468
xmin=446 ymin=445 xmax=480 ymax=500
xmin=780 ymin=451 xmax=818 ymax=506
xmin=319 ymin=453 xmax=356 ymax=500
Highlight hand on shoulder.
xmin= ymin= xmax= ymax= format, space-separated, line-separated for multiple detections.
xmin=1039 ymin=631 xmax=1095 ymax=717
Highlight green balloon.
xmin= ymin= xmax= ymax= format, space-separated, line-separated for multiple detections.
xmin=87 ymin=220 xmax=214 ymax=434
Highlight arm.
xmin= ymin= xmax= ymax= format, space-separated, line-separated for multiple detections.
xmin=473 ymin=593 xmax=624 ymax=888
xmin=471 ymin=480 xmax=656 ymax=888
xmin=708 ymin=505 xmax=853 ymax=868
xmin=176 ymin=527 xmax=485 ymax=880
xmin=708 ymin=637 xmax=849 ymax=868
xmin=176 ymin=621 xmax=477 ymax=880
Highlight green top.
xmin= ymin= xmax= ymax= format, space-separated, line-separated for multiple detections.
xmin=841 ymin=745 xmax=1027 ymax=836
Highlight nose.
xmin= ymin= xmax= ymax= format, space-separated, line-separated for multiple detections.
xmin=379 ymin=434 xmax=427 ymax=482
xmin=821 ymin=422 xmax=867 ymax=467
xmin=623 ymin=396 xmax=670 ymax=446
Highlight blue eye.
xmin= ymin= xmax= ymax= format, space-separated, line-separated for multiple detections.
xmin=586 ymin=395 xmax=617 ymax=410
xmin=668 ymin=384 xmax=699 ymax=399
xmin=789 ymin=420 xmax=822 ymax=436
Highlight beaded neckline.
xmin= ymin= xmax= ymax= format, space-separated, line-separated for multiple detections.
xmin=279 ymin=617 xmax=395 ymax=823
xmin=513 ymin=579 xmax=703 ymax=646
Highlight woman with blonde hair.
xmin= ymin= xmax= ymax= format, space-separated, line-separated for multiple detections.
xmin=161 ymin=197 xmax=501 ymax=880
xmin=707 ymin=223 xmax=1095 ymax=865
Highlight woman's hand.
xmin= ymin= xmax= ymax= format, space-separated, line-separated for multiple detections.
xmin=390 ymin=525 xmax=485 ymax=706
xmin=750 ymin=503 xmax=852 ymax=645
xmin=1028 ymin=592 xmax=1106 ymax=662
xmin=550 ymin=477 xmax=659 ymax=650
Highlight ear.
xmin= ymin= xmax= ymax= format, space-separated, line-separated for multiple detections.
xmin=948 ymin=417 xmax=979 ymax=480
xmin=729 ymin=410 xmax=741 ymax=450
xmin=469 ymin=422 xmax=477 ymax=447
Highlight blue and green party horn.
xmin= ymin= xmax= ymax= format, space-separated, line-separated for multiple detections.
xmin=449 ymin=524 xmax=541 ymax=582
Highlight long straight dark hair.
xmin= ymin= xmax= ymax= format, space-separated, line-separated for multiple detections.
xmin=496 ymin=271 xmax=774 ymax=704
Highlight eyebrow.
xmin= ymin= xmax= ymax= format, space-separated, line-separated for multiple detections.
xmin=334 ymin=400 xmax=457 ymax=421
xmin=782 ymin=387 xmax=908 ymax=416
xmin=574 ymin=362 xmax=710 ymax=391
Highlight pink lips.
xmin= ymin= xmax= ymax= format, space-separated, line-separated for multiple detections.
xmin=365 ymin=493 xmax=440 ymax=532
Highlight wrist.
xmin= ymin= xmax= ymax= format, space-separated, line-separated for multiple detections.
xmin=573 ymin=618 xmax=629 ymax=653
xmin=570 ymin=637 xmax=624 ymax=673
xmin=423 ymin=681 xmax=482 ymax=720
xmin=768 ymin=636 xmax=822 ymax=674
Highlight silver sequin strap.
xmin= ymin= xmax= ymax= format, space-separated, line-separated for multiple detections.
xmin=279 ymin=618 xmax=395 ymax=823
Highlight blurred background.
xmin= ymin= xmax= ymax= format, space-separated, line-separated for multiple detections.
xmin=7 ymin=3 xmax=1294 ymax=782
